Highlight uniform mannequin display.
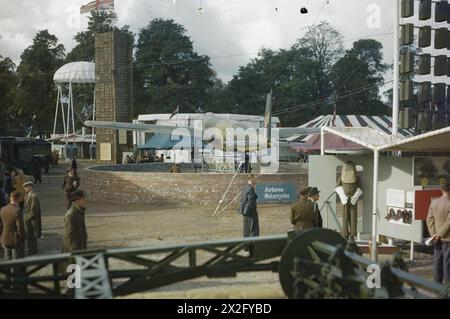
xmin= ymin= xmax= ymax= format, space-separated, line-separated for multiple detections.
xmin=335 ymin=161 xmax=363 ymax=239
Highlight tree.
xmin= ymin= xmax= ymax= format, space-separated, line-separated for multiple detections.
xmin=222 ymin=22 xmax=345 ymax=126
xmin=16 ymin=30 xmax=65 ymax=136
xmin=66 ymin=11 xmax=118 ymax=63
xmin=0 ymin=55 xmax=17 ymax=135
xmin=331 ymin=39 xmax=389 ymax=115
xmin=133 ymin=19 xmax=215 ymax=116
xmin=293 ymin=21 xmax=344 ymax=101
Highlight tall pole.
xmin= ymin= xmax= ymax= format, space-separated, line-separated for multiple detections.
xmin=52 ymin=87 xmax=60 ymax=147
xmin=371 ymin=150 xmax=380 ymax=262
xmin=392 ymin=0 xmax=400 ymax=136
xmin=91 ymin=90 xmax=96 ymax=160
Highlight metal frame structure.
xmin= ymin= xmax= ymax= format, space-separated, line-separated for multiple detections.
xmin=0 ymin=230 xmax=447 ymax=299
xmin=0 ymin=235 xmax=287 ymax=299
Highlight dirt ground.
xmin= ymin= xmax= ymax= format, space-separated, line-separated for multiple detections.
xmin=29 ymin=159 xmax=436 ymax=299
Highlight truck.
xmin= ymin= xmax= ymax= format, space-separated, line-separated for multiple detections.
xmin=0 ymin=137 xmax=52 ymax=174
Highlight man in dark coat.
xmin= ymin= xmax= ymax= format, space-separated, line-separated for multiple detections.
xmin=71 ymin=157 xmax=78 ymax=175
xmin=62 ymin=168 xmax=80 ymax=209
xmin=309 ymin=187 xmax=323 ymax=229
xmin=239 ymin=175 xmax=260 ymax=238
xmin=30 ymin=157 xmax=42 ymax=184
xmin=23 ymin=182 xmax=42 ymax=255
xmin=62 ymin=191 xmax=88 ymax=253
xmin=0 ymin=191 xmax=25 ymax=260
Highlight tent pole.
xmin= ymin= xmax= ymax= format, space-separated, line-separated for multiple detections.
xmin=320 ymin=127 xmax=325 ymax=156
xmin=66 ymin=84 xmax=71 ymax=162
xmin=70 ymin=83 xmax=76 ymax=143
xmin=371 ymin=150 xmax=380 ymax=261
xmin=52 ymin=86 xmax=60 ymax=147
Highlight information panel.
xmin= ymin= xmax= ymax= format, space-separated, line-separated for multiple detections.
xmin=255 ymin=183 xmax=297 ymax=204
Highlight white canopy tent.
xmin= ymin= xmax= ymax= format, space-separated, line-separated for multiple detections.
xmin=320 ymin=126 xmax=450 ymax=260
xmin=53 ymin=62 xmax=96 ymax=159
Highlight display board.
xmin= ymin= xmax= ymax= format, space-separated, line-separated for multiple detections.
xmin=413 ymin=156 xmax=450 ymax=186
xmin=415 ymin=190 xmax=443 ymax=220
xmin=255 ymin=183 xmax=297 ymax=204
xmin=100 ymin=143 xmax=112 ymax=161
xmin=385 ymin=189 xmax=414 ymax=226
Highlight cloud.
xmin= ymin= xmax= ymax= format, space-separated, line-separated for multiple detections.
xmin=0 ymin=0 xmax=396 ymax=81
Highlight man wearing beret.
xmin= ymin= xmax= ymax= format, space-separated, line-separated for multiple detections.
xmin=62 ymin=168 xmax=80 ymax=209
xmin=62 ymin=191 xmax=88 ymax=253
xmin=23 ymin=182 xmax=42 ymax=255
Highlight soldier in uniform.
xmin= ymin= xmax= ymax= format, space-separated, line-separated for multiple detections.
xmin=291 ymin=187 xmax=314 ymax=231
xmin=62 ymin=191 xmax=88 ymax=253
xmin=62 ymin=168 xmax=80 ymax=209
xmin=291 ymin=187 xmax=322 ymax=231
xmin=426 ymin=182 xmax=450 ymax=284
xmin=23 ymin=182 xmax=42 ymax=255
xmin=0 ymin=191 xmax=26 ymax=260
xmin=335 ymin=161 xmax=363 ymax=239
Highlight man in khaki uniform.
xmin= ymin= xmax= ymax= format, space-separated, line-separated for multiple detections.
xmin=63 ymin=191 xmax=88 ymax=253
xmin=426 ymin=182 xmax=450 ymax=284
xmin=23 ymin=182 xmax=42 ymax=255
xmin=291 ymin=187 xmax=316 ymax=231
xmin=0 ymin=191 xmax=25 ymax=260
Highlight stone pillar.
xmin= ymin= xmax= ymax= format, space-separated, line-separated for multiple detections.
xmin=95 ymin=30 xmax=133 ymax=164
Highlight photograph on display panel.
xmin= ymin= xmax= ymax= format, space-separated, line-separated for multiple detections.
xmin=413 ymin=156 xmax=450 ymax=186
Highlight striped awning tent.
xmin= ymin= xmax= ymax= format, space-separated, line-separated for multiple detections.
xmin=287 ymin=115 xmax=416 ymax=143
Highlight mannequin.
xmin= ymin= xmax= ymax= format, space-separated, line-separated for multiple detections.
xmin=335 ymin=161 xmax=363 ymax=239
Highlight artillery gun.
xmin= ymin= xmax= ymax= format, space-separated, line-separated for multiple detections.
xmin=0 ymin=229 xmax=448 ymax=299
xmin=279 ymin=229 xmax=448 ymax=299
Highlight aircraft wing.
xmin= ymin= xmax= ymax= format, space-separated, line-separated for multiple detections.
xmin=84 ymin=121 xmax=194 ymax=136
xmin=277 ymin=127 xmax=322 ymax=139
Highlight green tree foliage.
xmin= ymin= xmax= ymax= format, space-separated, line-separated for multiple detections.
xmin=16 ymin=30 xmax=65 ymax=137
xmin=0 ymin=55 xmax=17 ymax=135
xmin=332 ymin=39 xmax=389 ymax=115
xmin=133 ymin=19 xmax=215 ymax=116
xmin=226 ymin=22 xmax=346 ymax=126
xmin=223 ymin=23 xmax=389 ymax=126
xmin=293 ymin=21 xmax=344 ymax=101
xmin=66 ymin=11 xmax=118 ymax=62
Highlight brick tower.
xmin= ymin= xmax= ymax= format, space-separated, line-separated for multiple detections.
xmin=94 ymin=30 xmax=133 ymax=164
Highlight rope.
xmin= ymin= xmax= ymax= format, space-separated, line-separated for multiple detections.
xmin=212 ymin=162 xmax=244 ymax=217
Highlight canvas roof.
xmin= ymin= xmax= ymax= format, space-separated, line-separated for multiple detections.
xmin=322 ymin=126 xmax=450 ymax=153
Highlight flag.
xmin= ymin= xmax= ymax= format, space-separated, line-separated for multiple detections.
xmin=80 ymin=0 xmax=114 ymax=14
xmin=169 ymin=106 xmax=179 ymax=120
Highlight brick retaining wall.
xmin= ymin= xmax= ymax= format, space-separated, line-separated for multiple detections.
xmin=83 ymin=166 xmax=307 ymax=207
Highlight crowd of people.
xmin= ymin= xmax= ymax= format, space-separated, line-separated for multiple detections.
xmin=0 ymin=181 xmax=42 ymax=259
xmin=0 ymin=156 xmax=89 ymax=265
xmin=123 ymin=151 xmax=160 ymax=165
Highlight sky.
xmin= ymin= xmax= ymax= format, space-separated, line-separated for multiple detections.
xmin=0 ymin=0 xmax=396 ymax=82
